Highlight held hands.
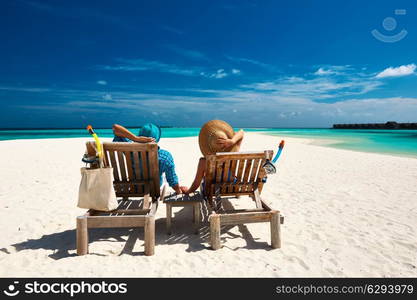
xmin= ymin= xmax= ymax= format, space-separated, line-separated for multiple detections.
xmin=173 ymin=185 xmax=189 ymax=194
xmin=180 ymin=186 xmax=189 ymax=194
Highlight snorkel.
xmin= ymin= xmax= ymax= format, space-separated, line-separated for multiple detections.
xmin=263 ymin=140 xmax=285 ymax=174
xmin=82 ymin=125 xmax=103 ymax=166
xmin=273 ymin=140 xmax=285 ymax=163
xmin=86 ymin=125 xmax=103 ymax=160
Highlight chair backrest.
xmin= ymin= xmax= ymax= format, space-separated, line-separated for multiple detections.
xmin=204 ymin=150 xmax=273 ymax=200
xmin=86 ymin=142 xmax=160 ymax=199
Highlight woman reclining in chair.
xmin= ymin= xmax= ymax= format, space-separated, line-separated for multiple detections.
xmin=183 ymin=120 xmax=244 ymax=194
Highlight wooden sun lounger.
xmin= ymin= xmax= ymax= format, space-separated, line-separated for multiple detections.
xmin=204 ymin=151 xmax=284 ymax=250
xmin=76 ymin=142 xmax=166 ymax=256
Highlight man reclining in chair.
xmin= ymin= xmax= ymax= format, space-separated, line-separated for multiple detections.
xmin=112 ymin=123 xmax=188 ymax=195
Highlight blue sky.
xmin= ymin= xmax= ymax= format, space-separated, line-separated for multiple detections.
xmin=1 ymin=0 xmax=417 ymax=128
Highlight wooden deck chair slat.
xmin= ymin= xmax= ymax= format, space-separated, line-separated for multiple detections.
xmin=256 ymin=158 xmax=267 ymax=193
xmin=108 ymin=150 xmax=121 ymax=193
xmin=114 ymin=193 xmax=152 ymax=198
xmin=257 ymin=150 xmax=273 ymax=193
xmin=132 ymin=151 xmax=143 ymax=195
xmin=214 ymin=161 xmax=223 ymax=201
xmin=234 ymin=159 xmax=246 ymax=193
xmin=148 ymin=147 xmax=160 ymax=198
xmin=103 ymin=142 xmax=156 ymax=151
xmin=143 ymin=185 xmax=151 ymax=209
xmin=108 ymin=150 xmax=118 ymax=179
xmin=242 ymin=158 xmax=253 ymax=193
xmin=215 ymin=151 xmax=268 ymax=159
xmin=228 ymin=159 xmax=238 ymax=194
xmin=113 ymin=180 xmax=148 ymax=186
xmin=141 ymin=151 xmax=150 ymax=195
xmin=246 ymin=158 xmax=260 ymax=194
xmin=117 ymin=151 xmax=127 ymax=195
xmin=215 ymin=161 xmax=224 ymax=192
xmin=249 ymin=158 xmax=260 ymax=184
xmin=124 ymin=151 xmax=135 ymax=194
xmin=139 ymin=152 xmax=146 ymax=195
xmin=103 ymin=149 xmax=110 ymax=167
xmin=205 ymin=156 xmax=217 ymax=204
xmin=221 ymin=160 xmax=231 ymax=193
xmin=229 ymin=159 xmax=238 ymax=178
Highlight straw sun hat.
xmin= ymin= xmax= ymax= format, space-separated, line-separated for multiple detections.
xmin=198 ymin=120 xmax=239 ymax=156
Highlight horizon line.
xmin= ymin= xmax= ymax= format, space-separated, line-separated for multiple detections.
xmin=0 ymin=126 xmax=333 ymax=131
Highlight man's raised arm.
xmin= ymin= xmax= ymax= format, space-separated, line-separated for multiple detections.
xmin=112 ymin=124 xmax=155 ymax=143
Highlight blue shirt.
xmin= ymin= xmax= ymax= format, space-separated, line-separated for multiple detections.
xmin=113 ymin=136 xmax=179 ymax=187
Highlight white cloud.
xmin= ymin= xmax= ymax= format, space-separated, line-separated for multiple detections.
xmin=99 ymin=58 xmax=200 ymax=76
xmin=315 ymin=68 xmax=333 ymax=75
xmin=99 ymin=58 xmax=244 ymax=80
xmin=201 ymin=68 xmax=243 ymax=79
xmin=376 ymin=64 xmax=416 ymax=78
xmin=314 ymin=65 xmax=351 ymax=76
xmin=97 ymin=80 xmax=107 ymax=85
xmin=166 ymin=45 xmax=208 ymax=60
xmin=15 ymin=82 xmax=417 ymax=127
xmin=210 ymin=69 xmax=228 ymax=79
xmin=225 ymin=55 xmax=277 ymax=72
xmin=102 ymin=93 xmax=112 ymax=100
xmin=12 ymin=64 xmax=417 ymax=127
xmin=0 ymin=86 xmax=51 ymax=92
xmin=242 ymin=74 xmax=382 ymax=99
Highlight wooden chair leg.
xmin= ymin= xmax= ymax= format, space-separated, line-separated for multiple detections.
xmin=270 ymin=211 xmax=281 ymax=249
xmin=193 ymin=203 xmax=201 ymax=234
xmin=76 ymin=216 xmax=88 ymax=255
xmin=144 ymin=216 xmax=155 ymax=256
xmin=166 ymin=203 xmax=172 ymax=235
xmin=210 ymin=214 xmax=221 ymax=250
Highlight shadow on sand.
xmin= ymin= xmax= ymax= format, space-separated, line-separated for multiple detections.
xmin=3 ymin=199 xmax=272 ymax=260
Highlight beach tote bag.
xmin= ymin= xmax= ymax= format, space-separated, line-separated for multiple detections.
xmin=78 ymin=167 xmax=118 ymax=211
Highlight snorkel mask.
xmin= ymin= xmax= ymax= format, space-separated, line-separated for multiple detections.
xmin=263 ymin=140 xmax=285 ymax=175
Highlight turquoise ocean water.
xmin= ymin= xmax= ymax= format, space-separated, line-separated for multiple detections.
xmin=0 ymin=128 xmax=416 ymax=157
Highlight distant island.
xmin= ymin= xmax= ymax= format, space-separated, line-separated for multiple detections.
xmin=333 ymin=121 xmax=417 ymax=129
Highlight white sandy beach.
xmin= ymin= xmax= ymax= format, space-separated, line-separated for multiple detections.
xmin=0 ymin=133 xmax=416 ymax=277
